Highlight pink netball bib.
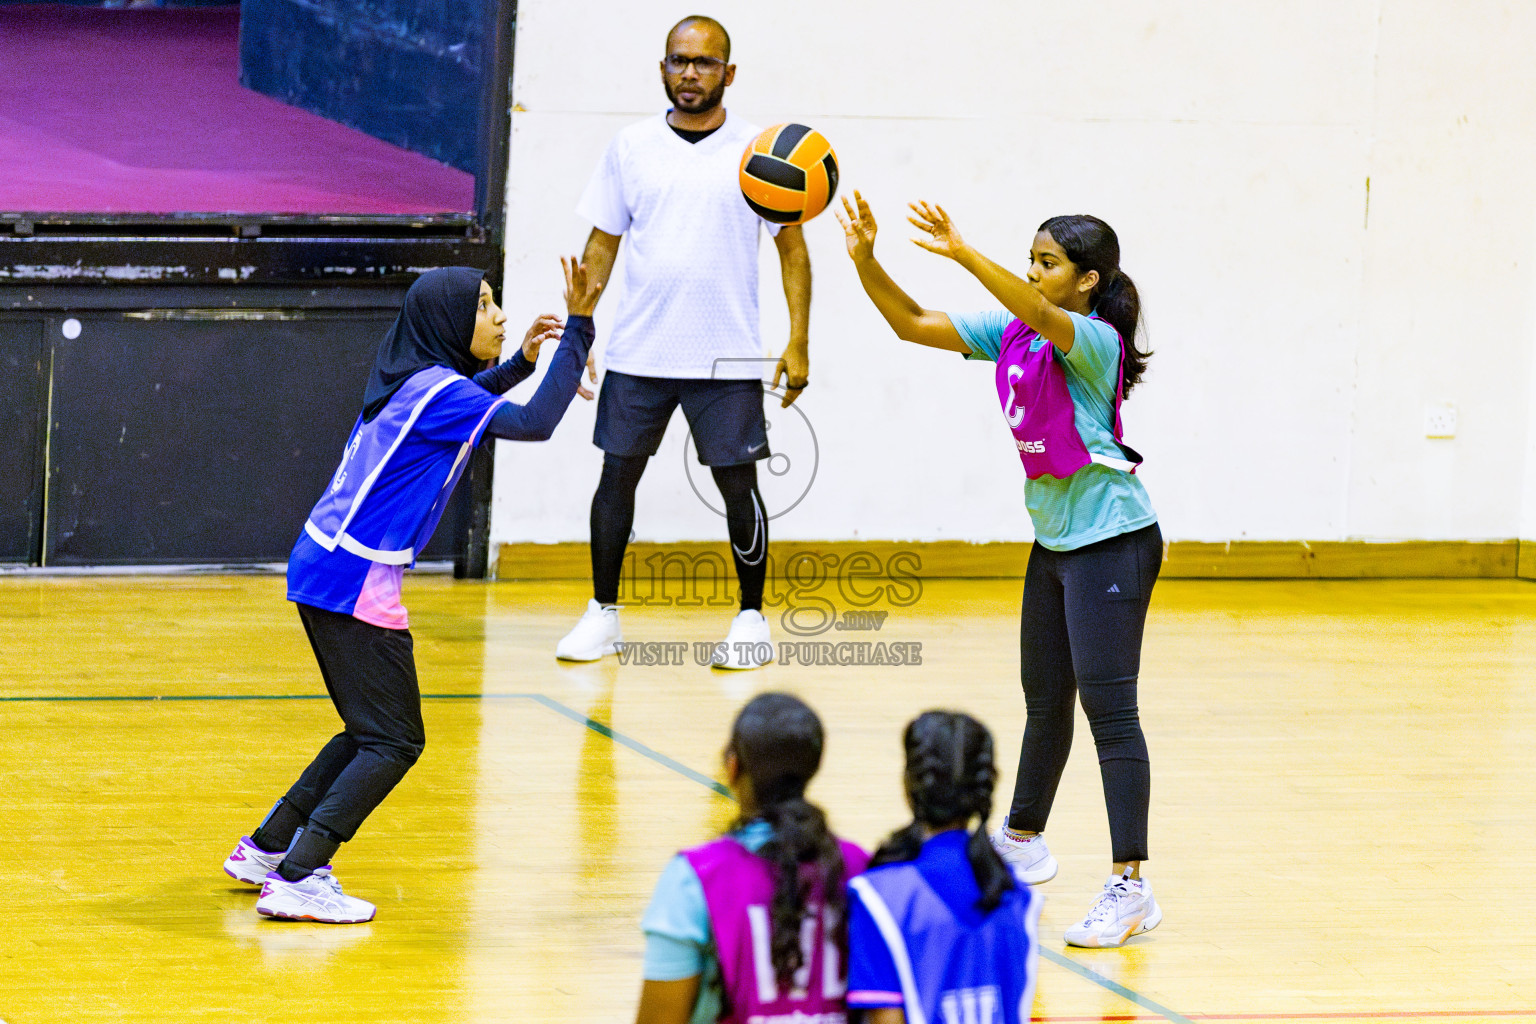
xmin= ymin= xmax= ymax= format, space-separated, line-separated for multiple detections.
xmin=995 ymin=317 xmax=1141 ymax=480
xmin=684 ymin=835 xmax=869 ymax=1023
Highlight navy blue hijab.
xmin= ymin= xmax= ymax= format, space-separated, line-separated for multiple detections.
xmin=361 ymin=266 xmax=486 ymax=423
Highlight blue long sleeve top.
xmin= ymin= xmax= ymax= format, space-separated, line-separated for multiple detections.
xmin=478 ymin=315 xmax=593 ymax=442
xmin=472 ymin=347 xmax=538 ymax=394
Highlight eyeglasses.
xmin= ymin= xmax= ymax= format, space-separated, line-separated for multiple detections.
xmin=663 ymin=54 xmax=726 ymax=73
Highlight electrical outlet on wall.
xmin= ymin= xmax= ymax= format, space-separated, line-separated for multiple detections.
xmin=1424 ymin=402 xmax=1457 ymax=438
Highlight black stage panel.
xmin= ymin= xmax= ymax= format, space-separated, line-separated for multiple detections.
xmin=0 ymin=318 xmax=47 ymax=563
xmin=42 ymin=310 xmax=464 ymax=565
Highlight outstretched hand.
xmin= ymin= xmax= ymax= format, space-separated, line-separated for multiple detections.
xmin=907 ymin=200 xmax=968 ymax=261
xmin=834 ymin=190 xmax=878 ymax=262
xmin=562 ymin=256 xmax=601 ymax=399
xmin=563 ymin=256 xmax=603 ymax=317
xmin=520 ymin=313 xmax=563 ymax=362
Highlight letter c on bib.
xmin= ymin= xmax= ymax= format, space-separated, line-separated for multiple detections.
xmin=1004 ymin=365 xmax=1025 ymax=428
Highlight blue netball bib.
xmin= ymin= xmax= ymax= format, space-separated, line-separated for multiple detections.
xmin=287 ymin=366 xmax=505 ymax=626
xmin=848 ymin=859 xmax=1041 ymax=1024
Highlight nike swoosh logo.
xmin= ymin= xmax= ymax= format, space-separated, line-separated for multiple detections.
xmin=747 ymin=441 xmax=767 ymax=454
xmin=732 ymin=490 xmax=767 ymax=567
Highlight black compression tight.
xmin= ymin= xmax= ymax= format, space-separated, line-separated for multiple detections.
xmin=1008 ymin=523 xmax=1163 ymax=864
xmin=591 ymin=453 xmax=648 ymax=606
xmin=589 ymin=453 xmax=766 ymax=611
xmin=710 ymin=461 xmax=766 ymax=612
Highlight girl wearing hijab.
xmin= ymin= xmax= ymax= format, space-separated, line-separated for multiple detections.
xmin=221 ymin=259 xmax=602 ymax=923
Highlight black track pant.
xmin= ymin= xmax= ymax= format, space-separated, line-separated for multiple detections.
xmin=590 ymin=453 xmax=767 ymax=611
xmin=281 ymin=604 xmax=425 ymax=843
xmin=1008 ymin=522 xmax=1162 ymax=863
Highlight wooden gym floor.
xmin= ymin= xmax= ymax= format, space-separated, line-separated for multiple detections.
xmin=2 ymin=574 xmax=1534 ymax=1023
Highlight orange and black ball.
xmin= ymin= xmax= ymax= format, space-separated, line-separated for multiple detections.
xmin=738 ymin=123 xmax=839 ymax=225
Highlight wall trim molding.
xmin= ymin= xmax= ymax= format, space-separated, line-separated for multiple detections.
xmin=495 ymin=539 xmax=1528 ymax=581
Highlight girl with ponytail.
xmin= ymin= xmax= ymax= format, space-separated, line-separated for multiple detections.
xmin=634 ymin=693 xmax=868 ymax=1024
xmin=838 ymin=196 xmax=1163 ymax=948
xmin=846 ymin=711 xmax=1041 ymax=1024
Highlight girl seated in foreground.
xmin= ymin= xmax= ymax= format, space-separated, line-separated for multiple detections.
xmin=847 ymin=711 xmax=1041 ymax=1023
xmin=635 ymin=693 xmax=869 ymax=1024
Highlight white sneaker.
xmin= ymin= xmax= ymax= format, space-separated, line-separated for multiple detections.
xmin=223 ymin=836 xmax=284 ymax=886
xmin=556 ymin=599 xmax=622 ymax=661
xmin=1063 ymin=874 xmax=1162 ymax=948
xmin=712 ymin=609 xmax=774 ymax=670
xmin=990 ymin=827 xmax=1058 ymax=885
xmin=255 ymin=867 xmax=377 ymax=924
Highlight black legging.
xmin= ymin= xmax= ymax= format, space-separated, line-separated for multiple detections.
xmin=590 ymin=453 xmax=766 ymax=611
xmin=1008 ymin=522 xmax=1162 ymax=863
xmin=253 ymin=603 xmax=425 ymax=878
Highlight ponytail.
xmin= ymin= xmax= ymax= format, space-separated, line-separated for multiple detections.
xmin=1094 ymin=268 xmax=1148 ymax=397
xmin=727 ymin=693 xmax=847 ymax=988
xmin=1037 ymin=215 xmax=1151 ymax=398
xmin=870 ymin=711 xmax=1015 ymax=912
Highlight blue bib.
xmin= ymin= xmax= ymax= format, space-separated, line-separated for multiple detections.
xmin=848 ymin=861 xmax=1041 ymax=1024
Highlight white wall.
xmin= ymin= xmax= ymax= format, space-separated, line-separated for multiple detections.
xmin=492 ymin=0 xmax=1536 ymax=547
xmin=1347 ymin=0 xmax=1536 ymax=541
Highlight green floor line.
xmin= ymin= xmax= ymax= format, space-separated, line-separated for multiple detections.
xmin=7 ymin=686 xmax=1185 ymax=1019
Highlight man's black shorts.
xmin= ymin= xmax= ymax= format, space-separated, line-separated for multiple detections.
xmin=594 ymin=371 xmax=770 ymax=466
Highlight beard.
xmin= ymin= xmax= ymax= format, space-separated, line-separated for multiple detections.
xmin=664 ymin=75 xmax=726 ymax=114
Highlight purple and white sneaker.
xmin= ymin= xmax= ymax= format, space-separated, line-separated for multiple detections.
xmin=223 ymin=836 xmax=284 ymax=886
xmin=1064 ymin=874 xmax=1162 ymax=948
xmin=256 ymin=867 xmax=376 ymax=924
xmin=990 ymin=826 xmax=1059 ymax=885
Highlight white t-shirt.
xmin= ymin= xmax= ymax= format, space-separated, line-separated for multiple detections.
xmin=576 ymin=111 xmax=779 ymax=379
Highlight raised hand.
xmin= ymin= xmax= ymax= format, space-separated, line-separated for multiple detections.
xmin=520 ymin=313 xmax=563 ymax=362
xmin=834 ymin=190 xmax=878 ymax=262
xmin=563 ymin=255 xmax=604 ymax=316
xmin=558 ymin=257 xmax=601 ymax=399
xmin=907 ymin=200 xmax=967 ymax=261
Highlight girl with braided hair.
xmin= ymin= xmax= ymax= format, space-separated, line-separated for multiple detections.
xmin=846 ymin=712 xmax=1041 ymax=1024
xmin=634 ymin=693 xmax=868 ymax=1024
xmin=838 ymin=195 xmax=1163 ymax=948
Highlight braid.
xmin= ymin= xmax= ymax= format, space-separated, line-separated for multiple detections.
xmin=754 ymin=795 xmax=846 ymax=984
xmin=872 ymin=711 xmax=1016 ymax=911
xmin=961 ymin=738 xmax=1012 ymax=912
xmin=727 ymin=693 xmax=847 ymax=987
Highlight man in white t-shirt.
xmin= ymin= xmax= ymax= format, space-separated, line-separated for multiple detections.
xmin=555 ymin=15 xmax=811 ymax=671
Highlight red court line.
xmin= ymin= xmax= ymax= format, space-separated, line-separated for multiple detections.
xmin=1031 ymin=1011 xmax=1536 ymax=1022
